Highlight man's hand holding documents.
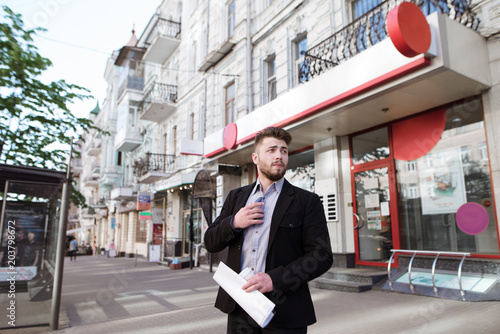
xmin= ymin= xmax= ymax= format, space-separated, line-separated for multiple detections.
xmin=213 ymin=262 xmax=276 ymax=328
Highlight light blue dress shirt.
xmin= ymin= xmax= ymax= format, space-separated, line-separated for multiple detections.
xmin=240 ymin=178 xmax=284 ymax=273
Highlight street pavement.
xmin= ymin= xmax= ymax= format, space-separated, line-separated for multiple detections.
xmin=4 ymin=255 xmax=500 ymax=334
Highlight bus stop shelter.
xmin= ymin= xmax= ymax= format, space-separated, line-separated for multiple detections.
xmin=0 ymin=163 xmax=70 ymax=330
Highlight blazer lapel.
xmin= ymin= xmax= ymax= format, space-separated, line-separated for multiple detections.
xmin=234 ymin=181 xmax=255 ymax=212
xmin=267 ymin=179 xmax=294 ymax=253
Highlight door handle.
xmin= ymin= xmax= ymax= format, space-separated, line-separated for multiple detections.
xmin=353 ymin=213 xmax=363 ymax=229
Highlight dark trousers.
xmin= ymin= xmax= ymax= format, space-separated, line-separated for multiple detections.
xmin=70 ymin=250 xmax=77 ymax=260
xmin=227 ymin=306 xmax=307 ymax=334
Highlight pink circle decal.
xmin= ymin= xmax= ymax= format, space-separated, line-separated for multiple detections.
xmin=456 ymin=202 xmax=489 ymax=235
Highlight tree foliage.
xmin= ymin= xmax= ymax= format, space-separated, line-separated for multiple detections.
xmin=0 ymin=6 xmax=99 ymax=170
xmin=0 ymin=6 xmax=102 ymax=206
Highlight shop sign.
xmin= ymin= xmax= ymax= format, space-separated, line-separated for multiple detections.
xmin=137 ymin=192 xmax=151 ymax=211
xmin=153 ymin=223 xmax=163 ymax=244
xmin=139 ymin=212 xmax=152 ymax=220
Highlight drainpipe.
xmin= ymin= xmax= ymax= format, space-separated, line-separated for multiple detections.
xmin=246 ymin=0 xmax=253 ymax=113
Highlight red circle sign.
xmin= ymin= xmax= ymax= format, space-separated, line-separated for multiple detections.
xmin=387 ymin=2 xmax=432 ymax=57
xmin=223 ymin=122 xmax=238 ymax=150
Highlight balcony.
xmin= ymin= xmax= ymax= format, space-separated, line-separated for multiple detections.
xmin=91 ymin=161 xmax=100 ymax=175
xmin=71 ymin=158 xmax=83 ymax=177
xmin=199 ymin=38 xmax=235 ymax=72
xmin=110 ymin=186 xmax=136 ymax=201
xmin=83 ymin=175 xmax=99 ymax=188
xmin=117 ymin=60 xmax=145 ymax=101
xmin=81 ymin=207 xmax=96 ymax=218
xmin=134 ymin=153 xmax=175 ymax=184
xmin=142 ymin=16 xmax=181 ymax=64
xmin=115 ymin=125 xmax=143 ymax=152
xmin=299 ymin=0 xmax=479 ymax=81
xmin=85 ymin=138 xmax=101 ymax=157
xmin=139 ymin=82 xmax=177 ymax=122
xmin=100 ymin=166 xmax=122 ymax=187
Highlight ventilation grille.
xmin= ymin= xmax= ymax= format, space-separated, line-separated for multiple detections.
xmin=317 ymin=178 xmax=339 ymax=222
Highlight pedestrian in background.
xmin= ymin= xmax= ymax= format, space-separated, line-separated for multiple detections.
xmin=69 ymin=237 xmax=78 ymax=261
xmin=204 ymin=127 xmax=333 ymax=333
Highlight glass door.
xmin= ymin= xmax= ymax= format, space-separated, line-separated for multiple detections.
xmin=354 ymin=166 xmax=397 ymax=264
xmin=350 ymin=126 xmax=399 ymax=266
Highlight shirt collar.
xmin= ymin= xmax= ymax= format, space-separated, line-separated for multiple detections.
xmin=253 ymin=177 xmax=285 ymax=197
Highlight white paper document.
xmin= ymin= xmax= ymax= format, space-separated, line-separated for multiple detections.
xmin=213 ymin=262 xmax=276 ymax=328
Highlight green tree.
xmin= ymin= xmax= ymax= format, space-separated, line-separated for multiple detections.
xmin=0 ymin=6 xmax=101 ymax=206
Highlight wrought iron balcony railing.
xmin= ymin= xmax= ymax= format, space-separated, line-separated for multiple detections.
xmin=155 ymin=17 xmax=181 ymax=39
xmin=133 ymin=153 xmax=175 ymax=178
xmin=299 ymin=0 xmax=480 ymax=81
xmin=139 ymin=82 xmax=177 ymax=114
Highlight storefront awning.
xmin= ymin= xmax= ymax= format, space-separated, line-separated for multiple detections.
xmin=66 ymin=225 xmax=95 ymax=235
xmin=153 ymin=171 xmax=197 ymax=192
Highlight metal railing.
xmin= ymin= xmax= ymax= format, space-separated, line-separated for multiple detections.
xmin=299 ymin=0 xmax=480 ymax=81
xmin=388 ymin=249 xmax=471 ymax=300
xmin=133 ymin=153 xmax=175 ymax=178
xmin=139 ymin=82 xmax=177 ymax=115
xmin=156 ymin=17 xmax=181 ymax=39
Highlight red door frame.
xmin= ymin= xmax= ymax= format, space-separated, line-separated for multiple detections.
xmin=350 ymin=127 xmax=401 ymax=267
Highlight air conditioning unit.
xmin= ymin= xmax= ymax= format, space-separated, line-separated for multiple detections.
xmin=139 ymin=126 xmax=147 ymax=135
xmin=316 ymin=178 xmax=339 ymax=222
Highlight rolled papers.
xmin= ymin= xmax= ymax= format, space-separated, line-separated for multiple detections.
xmin=213 ymin=262 xmax=275 ymax=328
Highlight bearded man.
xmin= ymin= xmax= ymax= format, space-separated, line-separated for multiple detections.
xmin=204 ymin=127 xmax=333 ymax=333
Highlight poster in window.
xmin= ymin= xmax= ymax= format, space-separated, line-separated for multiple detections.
xmin=152 ymin=224 xmax=163 ymax=245
xmin=0 ymin=201 xmax=47 ymax=281
xmin=419 ymin=148 xmax=466 ymax=214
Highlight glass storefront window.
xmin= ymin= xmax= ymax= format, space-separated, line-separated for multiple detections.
xmin=182 ymin=190 xmax=202 ymax=254
xmin=285 ymin=149 xmax=315 ymax=192
xmin=351 ymin=127 xmax=390 ymax=165
xmin=395 ymin=99 xmax=499 ymax=254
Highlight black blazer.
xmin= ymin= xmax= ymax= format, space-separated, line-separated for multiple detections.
xmin=204 ymin=179 xmax=333 ymax=328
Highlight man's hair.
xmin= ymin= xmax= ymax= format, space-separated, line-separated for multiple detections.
xmin=254 ymin=127 xmax=292 ymax=151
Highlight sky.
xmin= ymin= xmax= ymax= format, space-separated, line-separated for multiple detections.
xmin=2 ymin=0 xmax=162 ymax=118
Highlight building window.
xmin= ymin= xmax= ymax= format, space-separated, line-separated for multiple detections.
xmin=479 ymin=142 xmax=488 ymax=161
xmin=285 ymin=149 xmax=315 ymax=192
xmin=190 ymin=42 xmax=197 ymax=77
xmin=135 ymin=219 xmax=147 ymax=243
xmin=293 ymin=34 xmax=308 ymax=86
xmin=352 ymin=0 xmax=385 ymax=52
xmin=163 ymin=133 xmax=168 ymax=155
xmin=395 ymin=98 xmax=498 ymax=254
xmin=128 ymin=107 xmax=137 ymax=125
xmin=225 ymin=82 xmax=236 ymax=125
xmin=116 ymin=151 xmax=122 ymax=166
xmin=460 ymin=145 xmax=470 ymax=162
xmin=228 ymin=0 xmax=235 ymax=38
xmin=266 ymin=55 xmax=277 ymax=102
xmin=172 ymin=126 xmax=177 ymax=155
xmin=190 ymin=112 xmax=195 ymax=139
xmin=408 ymin=184 xmax=419 ymax=199
xmin=182 ymin=191 xmax=202 ymax=254
xmin=407 ymin=160 xmax=416 ymax=172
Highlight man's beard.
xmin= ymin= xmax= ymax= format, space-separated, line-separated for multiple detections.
xmin=260 ymin=163 xmax=286 ymax=182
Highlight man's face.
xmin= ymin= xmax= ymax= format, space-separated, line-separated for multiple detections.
xmin=252 ymin=136 xmax=289 ymax=182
